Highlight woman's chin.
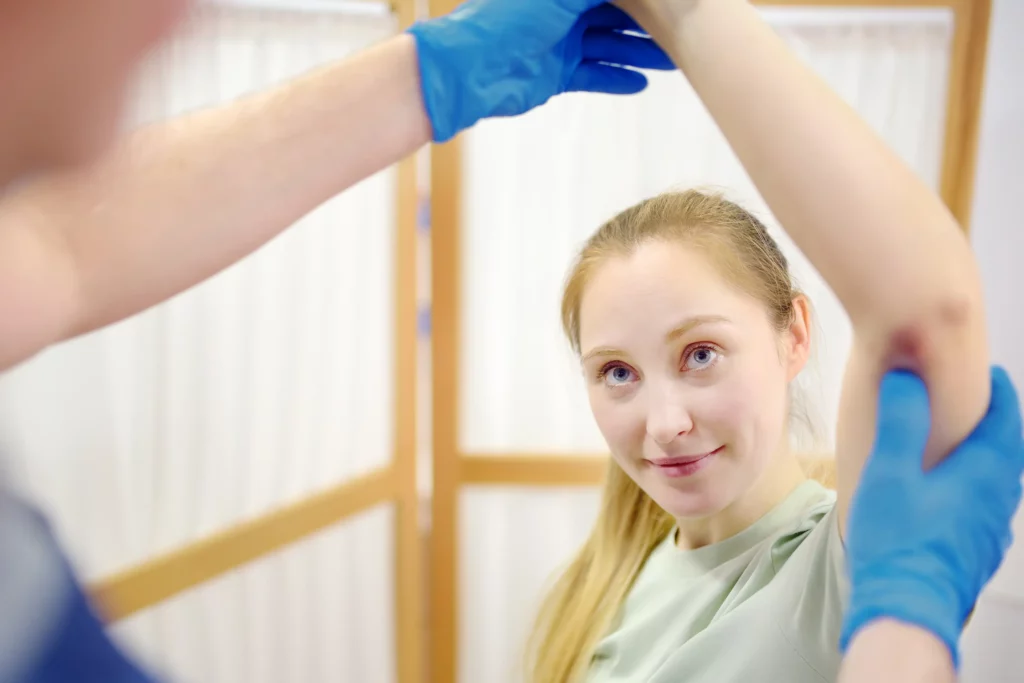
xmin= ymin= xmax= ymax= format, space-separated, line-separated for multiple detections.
xmin=648 ymin=478 xmax=735 ymax=522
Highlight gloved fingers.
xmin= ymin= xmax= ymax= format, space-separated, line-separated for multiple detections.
xmin=581 ymin=29 xmax=676 ymax=70
xmin=566 ymin=62 xmax=649 ymax=94
xmin=580 ymin=3 xmax=645 ymax=31
xmin=868 ymin=370 xmax=933 ymax=476
xmin=933 ymin=365 xmax=1024 ymax=491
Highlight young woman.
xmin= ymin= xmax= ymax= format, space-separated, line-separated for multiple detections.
xmin=527 ymin=1 xmax=992 ymax=681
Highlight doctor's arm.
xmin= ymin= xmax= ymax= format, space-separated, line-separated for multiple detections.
xmin=0 ymin=0 xmax=672 ymax=373
xmin=0 ymin=35 xmax=429 ymax=373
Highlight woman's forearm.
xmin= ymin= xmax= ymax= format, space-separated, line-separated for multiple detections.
xmin=839 ymin=619 xmax=956 ymax=683
xmin=0 ymin=34 xmax=429 ymax=368
xmin=622 ymin=0 xmax=981 ymax=336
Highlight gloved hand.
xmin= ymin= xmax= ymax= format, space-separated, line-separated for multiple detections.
xmin=840 ymin=366 xmax=1024 ymax=669
xmin=406 ymin=0 xmax=675 ymax=142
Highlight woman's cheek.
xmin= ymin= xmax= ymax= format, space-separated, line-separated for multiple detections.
xmin=590 ymin=387 xmax=647 ymax=453
xmin=696 ymin=373 xmax=760 ymax=429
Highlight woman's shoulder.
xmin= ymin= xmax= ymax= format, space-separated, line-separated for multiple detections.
xmin=785 ymin=479 xmax=838 ymax=528
xmin=766 ymin=479 xmax=845 ymax=594
xmin=766 ymin=483 xmax=848 ymax=679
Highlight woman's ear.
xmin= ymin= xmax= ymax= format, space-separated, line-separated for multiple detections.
xmin=785 ymin=294 xmax=813 ymax=381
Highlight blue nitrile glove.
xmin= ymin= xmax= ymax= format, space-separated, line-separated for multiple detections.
xmin=406 ymin=0 xmax=676 ymax=142
xmin=840 ymin=366 xmax=1024 ymax=669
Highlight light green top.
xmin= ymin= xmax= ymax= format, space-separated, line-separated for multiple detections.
xmin=586 ymin=480 xmax=847 ymax=683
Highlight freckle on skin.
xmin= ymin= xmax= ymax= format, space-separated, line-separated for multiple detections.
xmin=938 ymin=297 xmax=971 ymax=328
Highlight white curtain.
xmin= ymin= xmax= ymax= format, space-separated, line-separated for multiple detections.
xmin=111 ymin=504 xmax=396 ymax=683
xmin=456 ymin=10 xmax=953 ymax=683
xmin=0 ymin=4 xmax=401 ymax=682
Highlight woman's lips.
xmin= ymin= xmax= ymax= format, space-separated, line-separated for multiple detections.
xmin=647 ymin=446 xmax=723 ymax=478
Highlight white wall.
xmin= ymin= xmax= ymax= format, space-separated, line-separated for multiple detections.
xmin=959 ymin=0 xmax=1024 ymax=679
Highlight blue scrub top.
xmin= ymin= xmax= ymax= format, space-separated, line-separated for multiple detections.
xmin=0 ymin=490 xmax=159 ymax=683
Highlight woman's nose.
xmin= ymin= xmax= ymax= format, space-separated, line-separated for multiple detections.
xmin=646 ymin=385 xmax=694 ymax=446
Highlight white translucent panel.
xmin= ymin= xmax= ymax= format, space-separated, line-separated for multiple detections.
xmin=0 ymin=7 xmax=399 ymax=580
xmin=459 ymin=13 xmax=952 ymax=455
xmin=459 ymin=486 xmax=603 ymax=683
xmin=110 ymin=503 xmax=396 ymax=683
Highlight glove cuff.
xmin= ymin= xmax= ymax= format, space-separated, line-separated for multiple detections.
xmin=406 ymin=19 xmax=469 ymax=144
xmin=840 ymin=575 xmax=964 ymax=670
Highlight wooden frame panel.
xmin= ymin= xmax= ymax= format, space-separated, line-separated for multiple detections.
xmin=392 ymin=5 xmax=423 ymax=682
xmin=428 ymin=2 xmax=991 ymax=682
xmin=91 ymin=466 xmax=398 ymax=618
xmin=87 ymin=3 xmax=423 ymax=682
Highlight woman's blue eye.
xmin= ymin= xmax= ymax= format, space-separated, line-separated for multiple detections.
xmin=603 ymin=365 xmax=636 ymax=386
xmin=685 ymin=346 xmax=719 ymax=371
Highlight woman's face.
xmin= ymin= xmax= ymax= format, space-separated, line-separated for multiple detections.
xmin=578 ymin=239 xmax=810 ymax=522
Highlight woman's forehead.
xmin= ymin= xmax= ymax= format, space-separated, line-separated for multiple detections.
xmin=578 ymin=244 xmax=767 ymax=352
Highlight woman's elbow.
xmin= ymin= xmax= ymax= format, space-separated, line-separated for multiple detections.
xmin=883 ymin=291 xmax=984 ymax=369
xmin=854 ymin=250 xmax=985 ymax=367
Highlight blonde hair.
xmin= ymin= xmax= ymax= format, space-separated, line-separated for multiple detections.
xmin=527 ymin=189 xmax=813 ymax=683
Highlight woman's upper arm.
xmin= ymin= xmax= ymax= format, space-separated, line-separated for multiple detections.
xmin=834 ymin=297 xmax=990 ymax=537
